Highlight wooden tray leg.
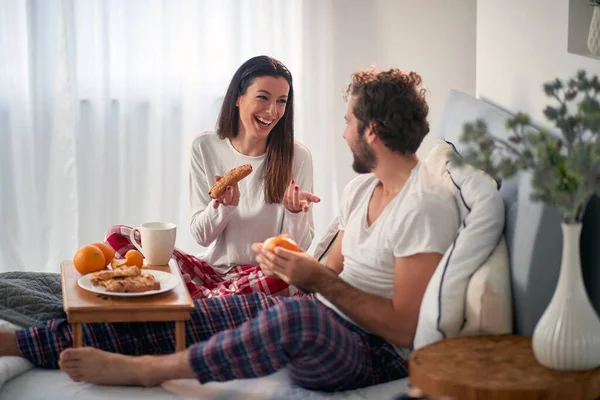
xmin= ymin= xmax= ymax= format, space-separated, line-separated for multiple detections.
xmin=72 ymin=323 xmax=83 ymax=348
xmin=175 ymin=321 xmax=186 ymax=352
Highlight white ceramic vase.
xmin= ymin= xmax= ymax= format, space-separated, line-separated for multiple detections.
xmin=588 ymin=7 xmax=600 ymax=56
xmin=532 ymin=223 xmax=600 ymax=370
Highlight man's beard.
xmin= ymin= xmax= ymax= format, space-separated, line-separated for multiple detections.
xmin=351 ymin=135 xmax=376 ymax=174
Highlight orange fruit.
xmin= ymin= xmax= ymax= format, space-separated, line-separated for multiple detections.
xmin=73 ymin=244 xmax=106 ymax=275
xmin=124 ymin=249 xmax=144 ymax=267
xmin=111 ymin=249 xmax=144 ymax=269
xmin=91 ymin=242 xmax=115 ymax=267
xmin=110 ymin=258 xmax=126 ymax=269
xmin=263 ymin=235 xmax=301 ymax=252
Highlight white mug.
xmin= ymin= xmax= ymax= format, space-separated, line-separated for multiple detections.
xmin=129 ymin=222 xmax=177 ymax=266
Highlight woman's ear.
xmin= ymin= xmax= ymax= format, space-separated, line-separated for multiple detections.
xmin=236 ymin=96 xmax=241 ymax=107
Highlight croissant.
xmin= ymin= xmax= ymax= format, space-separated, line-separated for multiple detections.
xmin=209 ymin=164 xmax=253 ymax=199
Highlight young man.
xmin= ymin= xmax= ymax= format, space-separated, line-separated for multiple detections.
xmin=0 ymin=68 xmax=459 ymax=391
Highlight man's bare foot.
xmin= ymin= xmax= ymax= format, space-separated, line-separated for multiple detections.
xmin=59 ymin=348 xmax=156 ymax=386
xmin=59 ymin=347 xmax=196 ymax=386
xmin=0 ymin=331 xmax=20 ymax=356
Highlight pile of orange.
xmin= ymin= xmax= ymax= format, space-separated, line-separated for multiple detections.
xmin=73 ymin=241 xmax=144 ymax=275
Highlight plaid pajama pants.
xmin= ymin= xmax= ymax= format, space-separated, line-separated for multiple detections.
xmin=104 ymin=225 xmax=297 ymax=299
xmin=16 ymin=293 xmax=408 ymax=391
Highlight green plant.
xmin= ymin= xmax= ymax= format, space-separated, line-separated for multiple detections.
xmin=451 ymin=70 xmax=600 ymax=223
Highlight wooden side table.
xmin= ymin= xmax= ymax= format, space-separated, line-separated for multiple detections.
xmin=60 ymin=259 xmax=195 ymax=352
xmin=409 ymin=335 xmax=600 ymax=400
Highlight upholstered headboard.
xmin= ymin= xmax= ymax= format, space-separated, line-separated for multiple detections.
xmin=437 ymin=90 xmax=600 ymax=335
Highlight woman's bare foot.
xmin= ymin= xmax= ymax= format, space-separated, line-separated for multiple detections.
xmin=0 ymin=331 xmax=20 ymax=356
xmin=59 ymin=347 xmax=196 ymax=386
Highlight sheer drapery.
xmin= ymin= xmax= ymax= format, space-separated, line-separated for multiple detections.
xmin=0 ymin=0 xmax=338 ymax=272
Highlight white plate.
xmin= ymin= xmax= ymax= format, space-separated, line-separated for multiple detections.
xmin=78 ymin=269 xmax=180 ymax=297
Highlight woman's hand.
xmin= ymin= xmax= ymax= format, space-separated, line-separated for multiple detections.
xmin=283 ymin=180 xmax=320 ymax=213
xmin=212 ymin=175 xmax=240 ymax=208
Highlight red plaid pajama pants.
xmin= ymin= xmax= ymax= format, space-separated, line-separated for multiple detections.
xmin=104 ymin=225 xmax=298 ymax=299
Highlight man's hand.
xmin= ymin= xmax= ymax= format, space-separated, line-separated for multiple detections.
xmin=251 ymin=242 xmax=330 ymax=292
xmin=283 ymin=180 xmax=320 ymax=213
xmin=212 ymin=175 xmax=240 ymax=208
xmin=251 ymin=242 xmax=278 ymax=278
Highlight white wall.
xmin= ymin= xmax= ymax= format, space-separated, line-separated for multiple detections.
xmin=328 ymin=0 xmax=384 ymax=202
xmin=477 ymin=0 xmax=600 ymax=312
xmin=328 ymin=0 xmax=477 ymax=197
xmin=375 ymin=0 xmax=477 ymax=159
xmin=477 ymin=0 xmax=600 ymax=125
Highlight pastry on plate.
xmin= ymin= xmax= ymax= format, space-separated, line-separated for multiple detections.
xmin=103 ymin=274 xmax=161 ymax=293
xmin=90 ymin=266 xmax=140 ymax=284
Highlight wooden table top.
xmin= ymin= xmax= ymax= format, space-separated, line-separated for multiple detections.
xmin=409 ymin=334 xmax=600 ymax=400
xmin=61 ymin=260 xmax=195 ymax=323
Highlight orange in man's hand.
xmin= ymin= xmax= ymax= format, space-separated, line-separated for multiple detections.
xmin=263 ymin=235 xmax=301 ymax=252
xmin=73 ymin=245 xmax=106 ymax=274
xmin=91 ymin=242 xmax=115 ymax=267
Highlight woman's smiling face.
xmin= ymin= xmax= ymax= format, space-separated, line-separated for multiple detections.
xmin=236 ymin=76 xmax=290 ymax=140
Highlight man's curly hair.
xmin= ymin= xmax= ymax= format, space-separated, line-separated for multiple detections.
xmin=345 ymin=68 xmax=429 ymax=155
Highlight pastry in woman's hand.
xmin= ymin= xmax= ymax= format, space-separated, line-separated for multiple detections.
xmin=209 ymin=164 xmax=253 ymax=199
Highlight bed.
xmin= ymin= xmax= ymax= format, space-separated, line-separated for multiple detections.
xmin=5 ymin=89 xmax=595 ymax=399
xmin=0 ymin=89 xmax=501 ymax=400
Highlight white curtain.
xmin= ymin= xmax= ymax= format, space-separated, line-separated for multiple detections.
xmin=0 ymin=0 xmax=338 ymax=273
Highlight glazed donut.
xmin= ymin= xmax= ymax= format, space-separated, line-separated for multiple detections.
xmin=208 ymin=164 xmax=253 ymax=199
xmin=263 ymin=235 xmax=301 ymax=252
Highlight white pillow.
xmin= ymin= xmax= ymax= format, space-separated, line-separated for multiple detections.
xmin=0 ymin=320 xmax=34 ymax=391
xmin=459 ymin=236 xmax=512 ymax=336
xmin=313 ymin=217 xmax=340 ymax=263
xmin=414 ymin=139 xmax=506 ymax=349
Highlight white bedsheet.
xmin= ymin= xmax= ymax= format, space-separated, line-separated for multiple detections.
xmin=161 ymin=370 xmax=408 ymax=399
xmin=1 ymin=369 xmax=408 ymax=400
xmin=0 ymin=370 xmax=180 ymax=400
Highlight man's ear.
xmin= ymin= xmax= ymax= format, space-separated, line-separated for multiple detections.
xmin=364 ymin=122 xmax=378 ymax=144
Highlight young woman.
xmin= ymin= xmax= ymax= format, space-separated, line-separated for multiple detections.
xmin=105 ymin=56 xmax=319 ymax=299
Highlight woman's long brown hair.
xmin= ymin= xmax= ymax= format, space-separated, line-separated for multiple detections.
xmin=216 ymin=55 xmax=294 ymax=204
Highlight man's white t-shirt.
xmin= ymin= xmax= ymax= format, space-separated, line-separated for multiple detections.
xmin=317 ymin=162 xmax=459 ymax=353
xmin=188 ymin=131 xmax=314 ymax=273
